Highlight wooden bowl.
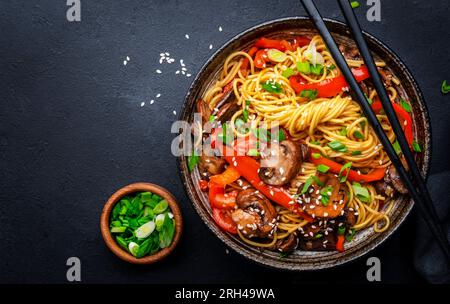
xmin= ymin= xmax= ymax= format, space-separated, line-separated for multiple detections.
xmin=100 ymin=183 xmax=183 ymax=264
xmin=178 ymin=17 xmax=431 ymax=271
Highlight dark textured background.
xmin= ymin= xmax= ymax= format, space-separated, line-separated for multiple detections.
xmin=0 ymin=0 xmax=449 ymax=283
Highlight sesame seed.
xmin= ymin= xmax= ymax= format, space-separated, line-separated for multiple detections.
xmin=187 ymin=74 xmax=192 ymax=77
xmin=123 ymin=60 xmax=127 ymax=66
xmin=209 ymin=44 xmax=213 ymax=49
xmin=156 ymin=93 xmax=161 ymax=98
xmin=185 ymin=34 xmax=190 ymax=39
xmin=156 ymin=69 xmax=162 ymax=74
xmin=150 ymin=100 xmax=154 ymax=104
xmin=219 ymin=26 xmax=223 ymax=32
xmin=175 ymin=70 xmax=180 ymax=74
xmin=173 ymin=110 xmax=177 ymax=115
xmin=140 ymin=102 xmax=145 ymax=107
xmin=126 ymin=56 xmax=130 ymax=61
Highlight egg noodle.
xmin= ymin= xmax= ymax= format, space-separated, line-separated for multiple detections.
xmin=202 ymin=35 xmax=403 ymax=247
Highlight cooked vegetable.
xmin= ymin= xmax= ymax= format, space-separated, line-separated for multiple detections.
xmin=259 ymin=140 xmax=303 ymax=186
xmin=327 ymin=140 xmax=348 ymax=152
xmin=352 ymin=182 xmax=370 ymax=203
xmin=441 ymin=80 xmax=450 ymax=94
xmin=400 ymin=99 xmax=411 ymax=113
xmin=282 ymin=67 xmax=295 ymax=78
xmin=371 ymin=100 xmax=413 ymax=148
xmin=412 ymin=141 xmax=422 ymax=153
xmin=317 ymin=164 xmax=330 ymax=173
xmin=224 ymin=154 xmax=313 ymax=221
xmin=300 ymin=89 xmax=318 ymax=100
xmin=109 ymin=191 xmax=175 ymax=258
xmin=297 ymin=61 xmax=311 ymax=74
xmin=261 ymin=81 xmax=283 ymax=93
xmin=310 ymin=151 xmax=385 ymax=182
xmin=267 ymin=49 xmax=287 ymax=63
xmin=289 ymin=66 xmax=370 ymax=97
xmin=351 ymin=1 xmax=360 ymax=9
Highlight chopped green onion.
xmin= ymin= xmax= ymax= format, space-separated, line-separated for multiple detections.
xmin=297 ymin=61 xmax=311 ymax=74
xmin=312 ymin=152 xmax=321 ymax=159
xmin=261 ymin=81 xmax=283 ymax=93
xmin=242 ymin=100 xmax=250 ymax=122
xmin=351 ymin=150 xmax=362 ymax=156
xmin=271 ymin=129 xmax=286 ymax=142
xmin=327 ymin=140 xmax=348 ymax=152
xmin=310 ymin=64 xmax=324 ymax=76
xmin=400 ymin=99 xmax=411 ymax=113
xmin=300 ymin=89 xmax=318 ymax=100
xmin=364 ymin=94 xmax=373 ymax=105
xmin=351 ymin=1 xmax=360 ymax=9
xmin=328 ymin=64 xmax=336 ymax=70
xmin=310 ymin=140 xmax=321 ymax=145
xmin=301 ymin=176 xmax=314 ymax=194
xmin=320 ymin=185 xmax=333 ymax=206
xmin=247 ymin=148 xmax=260 ymax=157
xmin=209 ymin=115 xmax=216 ymax=122
xmin=312 ymin=176 xmax=325 ymax=187
xmin=393 ymin=140 xmax=402 ymax=155
xmin=353 ymin=131 xmax=365 ymax=140
xmin=345 ymin=228 xmax=356 ymax=241
xmin=352 ymin=182 xmax=370 ymax=203
xmin=338 ymin=162 xmax=353 ymax=183
xmin=339 ymin=127 xmax=347 ymax=136
xmin=282 ymin=67 xmax=295 ymax=78
xmin=111 ymin=226 xmax=127 ymax=233
xmin=412 ymin=141 xmax=422 ymax=152
xmin=338 ymin=225 xmax=346 ymax=235
xmin=315 ymin=233 xmax=323 ymax=239
xmin=441 ymin=80 xmax=450 ymax=94
xmin=188 ymin=153 xmax=200 ymax=172
xmin=267 ymin=49 xmax=287 ymax=63
xmin=317 ymin=164 xmax=330 ymax=173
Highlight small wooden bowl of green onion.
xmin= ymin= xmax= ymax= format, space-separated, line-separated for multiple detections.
xmin=100 ymin=183 xmax=182 ymax=264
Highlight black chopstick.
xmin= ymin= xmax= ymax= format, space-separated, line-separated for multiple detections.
xmin=300 ymin=0 xmax=450 ymax=261
xmin=336 ymin=0 xmax=450 ymax=258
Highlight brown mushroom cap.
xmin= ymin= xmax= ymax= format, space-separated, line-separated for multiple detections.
xmin=231 ymin=188 xmax=277 ymax=238
xmin=198 ymin=155 xmax=226 ymax=176
xmin=259 ymin=140 xmax=303 ymax=186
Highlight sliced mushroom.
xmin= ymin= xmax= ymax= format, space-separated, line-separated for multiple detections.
xmin=374 ymin=180 xmax=395 ymax=198
xmin=196 ymin=99 xmax=212 ymax=125
xmin=298 ymin=233 xmax=336 ymax=251
xmin=259 ymin=140 xmax=303 ymax=186
xmin=384 ymin=165 xmax=408 ymax=194
xmin=378 ymin=68 xmax=393 ymax=86
xmin=198 ymin=155 xmax=226 ymax=176
xmin=216 ymin=102 xmax=240 ymax=123
xmin=231 ymin=188 xmax=277 ymax=238
xmin=270 ymin=233 xmax=299 ymax=253
xmin=297 ymin=173 xmax=348 ymax=219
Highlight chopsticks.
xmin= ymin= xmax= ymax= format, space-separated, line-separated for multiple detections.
xmin=300 ymin=0 xmax=450 ymax=261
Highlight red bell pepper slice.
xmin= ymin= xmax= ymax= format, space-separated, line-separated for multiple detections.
xmin=254 ymin=49 xmax=268 ymax=69
xmin=310 ymin=150 xmax=385 ymax=183
xmin=292 ymin=36 xmax=311 ymax=49
xmin=212 ymin=208 xmax=238 ymax=234
xmin=336 ymin=234 xmax=345 ymax=252
xmin=209 ymin=166 xmax=240 ymax=186
xmin=254 ymin=37 xmax=291 ymax=51
xmin=241 ymin=46 xmax=259 ymax=71
xmin=199 ymin=179 xmax=209 ymax=192
xmin=223 ymin=155 xmax=313 ymax=221
xmin=289 ymin=66 xmax=370 ymax=98
xmin=208 ymin=182 xmax=238 ymax=209
xmin=371 ymin=100 xmax=413 ymax=148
